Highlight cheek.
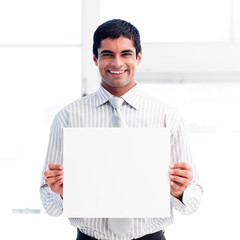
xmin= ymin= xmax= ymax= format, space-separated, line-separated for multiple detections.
xmin=98 ymin=61 xmax=108 ymax=71
xmin=98 ymin=64 xmax=105 ymax=73
xmin=127 ymin=59 xmax=137 ymax=68
xmin=129 ymin=62 xmax=137 ymax=72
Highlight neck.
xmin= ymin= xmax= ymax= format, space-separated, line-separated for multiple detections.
xmin=101 ymin=82 xmax=136 ymax=97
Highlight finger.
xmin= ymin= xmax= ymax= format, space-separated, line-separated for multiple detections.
xmin=170 ymin=181 xmax=185 ymax=192
xmin=51 ymin=177 xmax=64 ymax=187
xmin=169 ymin=175 xmax=191 ymax=187
xmin=50 ymin=179 xmax=64 ymax=196
xmin=45 ymin=169 xmax=64 ymax=178
xmin=170 ymin=162 xmax=192 ymax=171
xmin=45 ymin=175 xmax=63 ymax=187
xmin=48 ymin=164 xmax=64 ymax=170
xmin=56 ymin=178 xmax=64 ymax=186
xmin=45 ymin=174 xmax=63 ymax=187
xmin=169 ymin=169 xmax=193 ymax=180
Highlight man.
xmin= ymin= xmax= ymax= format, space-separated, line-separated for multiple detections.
xmin=40 ymin=19 xmax=203 ymax=240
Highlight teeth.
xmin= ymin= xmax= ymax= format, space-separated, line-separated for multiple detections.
xmin=110 ymin=70 xmax=125 ymax=74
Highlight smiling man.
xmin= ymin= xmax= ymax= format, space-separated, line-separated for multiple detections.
xmin=93 ymin=36 xmax=141 ymax=97
xmin=40 ymin=19 xmax=203 ymax=240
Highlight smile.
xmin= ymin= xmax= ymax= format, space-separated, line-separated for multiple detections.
xmin=108 ymin=70 xmax=126 ymax=74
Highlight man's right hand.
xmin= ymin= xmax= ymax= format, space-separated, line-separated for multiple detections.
xmin=45 ymin=164 xmax=64 ymax=198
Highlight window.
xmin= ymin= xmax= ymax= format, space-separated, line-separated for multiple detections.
xmin=100 ymin=0 xmax=231 ymax=42
xmin=0 ymin=1 xmax=81 ymax=239
xmin=0 ymin=0 xmax=81 ymax=44
xmin=234 ymin=0 xmax=240 ymax=41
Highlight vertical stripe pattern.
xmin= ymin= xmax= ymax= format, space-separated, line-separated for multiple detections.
xmin=40 ymin=84 xmax=203 ymax=240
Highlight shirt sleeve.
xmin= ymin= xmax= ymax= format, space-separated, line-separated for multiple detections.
xmin=40 ymin=113 xmax=65 ymax=216
xmin=169 ymin=113 xmax=204 ymax=215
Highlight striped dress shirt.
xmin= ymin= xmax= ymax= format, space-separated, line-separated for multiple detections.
xmin=40 ymin=84 xmax=203 ymax=240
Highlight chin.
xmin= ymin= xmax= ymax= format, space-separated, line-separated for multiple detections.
xmin=108 ymin=80 xmax=128 ymax=87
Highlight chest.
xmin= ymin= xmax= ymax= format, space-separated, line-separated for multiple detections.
xmin=67 ymin=104 xmax=166 ymax=128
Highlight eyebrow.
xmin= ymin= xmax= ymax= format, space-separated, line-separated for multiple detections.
xmin=121 ymin=50 xmax=134 ymax=54
xmin=100 ymin=50 xmax=113 ymax=55
xmin=100 ymin=49 xmax=134 ymax=55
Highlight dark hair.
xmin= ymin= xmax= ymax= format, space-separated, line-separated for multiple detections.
xmin=93 ymin=19 xmax=141 ymax=59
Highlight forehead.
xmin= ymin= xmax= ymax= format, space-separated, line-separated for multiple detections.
xmin=99 ymin=36 xmax=135 ymax=52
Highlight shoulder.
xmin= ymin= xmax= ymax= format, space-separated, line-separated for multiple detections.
xmin=139 ymin=89 xmax=180 ymax=114
xmin=138 ymin=88 xmax=183 ymax=130
xmin=54 ymin=92 xmax=97 ymax=126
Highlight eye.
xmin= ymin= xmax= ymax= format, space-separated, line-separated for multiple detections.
xmin=122 ymin=52 xmax=133 ymax=57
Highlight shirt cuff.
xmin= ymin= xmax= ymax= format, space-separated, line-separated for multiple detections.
xmin=171 ymin=183 xmax=203 ymax=215
xmin=171 ymin=193 xmax=186 ymax=211
xmin=53 ymin=192 xmax=63 ymax=212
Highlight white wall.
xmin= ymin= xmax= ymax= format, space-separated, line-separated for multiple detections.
xmin=137 ymin=43 xmax=240 ymax=81
xmin=0 ymin=0 xmax=240 ymax=239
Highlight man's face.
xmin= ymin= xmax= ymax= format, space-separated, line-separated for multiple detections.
xmin=93 ymin=36 xmax=142 ymax=96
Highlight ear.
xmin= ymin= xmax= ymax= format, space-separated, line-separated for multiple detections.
xmin=137 ymin=51 xmax=142 ymax=65
xmin=93 ymin=55 xmax=98 ymax=66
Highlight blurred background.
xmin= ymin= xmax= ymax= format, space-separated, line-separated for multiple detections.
xmin=0 ymin=0 xmax=240 ymax=239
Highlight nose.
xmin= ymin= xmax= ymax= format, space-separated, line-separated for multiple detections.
xmin=111 ymin=55 xmax=123 ymax=68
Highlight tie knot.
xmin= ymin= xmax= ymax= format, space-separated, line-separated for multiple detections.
xmin=109 ymin=97 xmax=124 ymax=109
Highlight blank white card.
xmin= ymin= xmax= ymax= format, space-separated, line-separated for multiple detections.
xmin=63 ymin=128 xmax=170 ymax=218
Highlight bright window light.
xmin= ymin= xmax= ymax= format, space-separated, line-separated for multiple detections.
xmin=0 ymin=47 xmax=81 ymax=210
xmin=234 ymin=0 xmax=240 ymax=41
xmin=140 ymin=82 xmax=240 ymax=133
xmin=100 ymin=0 xmax=231 ymax=42
xmin=0 ymin=0 xmax=82 ymax=44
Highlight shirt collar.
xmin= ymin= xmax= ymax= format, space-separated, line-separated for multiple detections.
xmin=95 ymin=85 xmax=112 ymax=107
xmin=95 ymin=84 xmax=141 ymax=110
xmin=120 ymin=84 xmax=140 ymax=110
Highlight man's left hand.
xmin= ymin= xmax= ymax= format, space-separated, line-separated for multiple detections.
xmin=169 ymin=162 xmax=193 ymax=199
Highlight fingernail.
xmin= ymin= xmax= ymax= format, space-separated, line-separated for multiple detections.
xmin=169 ymin=170 xmax=174 ymax=174
xmin=169 ymin=164 xmax=174 ymax=168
